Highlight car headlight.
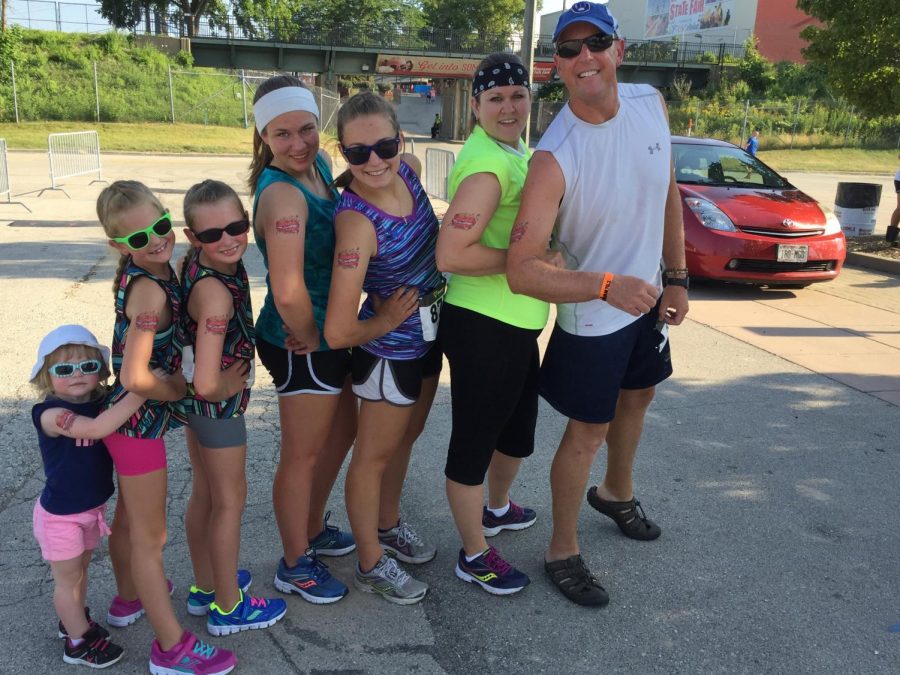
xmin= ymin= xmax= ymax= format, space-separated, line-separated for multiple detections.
xmin=819 ymin=205 xmax=843 ymax=235
xmin=683 ymin=197 xmax=737 ymax=232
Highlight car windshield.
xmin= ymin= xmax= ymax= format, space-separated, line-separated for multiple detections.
xmin=673 ymin=143 xmax=791 ymax=188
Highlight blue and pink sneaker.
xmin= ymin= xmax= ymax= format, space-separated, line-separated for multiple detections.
xmin=274 ymin=550 xmax=348 ymax=604
xmin=206 ymin=591 xmax=287 ymax=636
xmin=149 ymin=630 xmax=235 ymax=675
xmin=186 ymin=569 xmax=253 ymax=616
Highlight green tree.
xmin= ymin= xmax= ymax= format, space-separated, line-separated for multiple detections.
xmin=233 ymin=0 xmax=423 ymax=42
xmin=98 ymin=0 xmax=230 ymax=37
xmin=737 ymin=36 xmax=775 ymax=97
xmin=422 ymin=0 xmax=525 ymax=39
xmin=796 ymin=0 xmax=900 ymax=117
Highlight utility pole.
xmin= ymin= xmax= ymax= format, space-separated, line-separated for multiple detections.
xmin=522 ymin=0 xmax=537 ymax=145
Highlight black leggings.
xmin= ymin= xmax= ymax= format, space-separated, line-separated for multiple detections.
xmin=440 ymin=304 xmax=541 ymax=486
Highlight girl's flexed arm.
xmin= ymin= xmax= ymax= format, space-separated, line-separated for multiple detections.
xmin=189 ymin=278 xmax=250 ymax=402
xmin=256 ymin=182 xmax=320 ymax=353
xmin=121 ymin=276 xmax=187 ymax=401
xmin=41 ymin=391 xmax=146 ymax=440
xmin=324 ymin=210 xmax=417 ymax=349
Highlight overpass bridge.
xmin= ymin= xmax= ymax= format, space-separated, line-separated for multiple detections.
xmin=172 ymin=15 xmax=742 ymax=92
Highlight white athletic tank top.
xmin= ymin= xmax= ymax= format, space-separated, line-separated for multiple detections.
xmin=537 ymin=83 xmax=671 ymax=336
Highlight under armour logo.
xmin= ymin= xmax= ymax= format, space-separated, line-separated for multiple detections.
xmin=648 ymin=142 xmax=662 ymax=154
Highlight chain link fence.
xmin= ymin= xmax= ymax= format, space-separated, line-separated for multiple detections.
xmin=0 ymin=62 xmax=340 ymax=133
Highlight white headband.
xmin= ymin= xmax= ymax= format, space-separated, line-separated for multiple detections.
xmin=253 ymin=87 xmax=319 ymax=134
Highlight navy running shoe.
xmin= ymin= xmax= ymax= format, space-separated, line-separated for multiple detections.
xmin=274 ymin=550 xmax=348 ymax=604
xmin=308 ymin=511 xmax=356 ymax=556
xmin=187 ymin=569 xmax=253 ymax=616
xmin=207 ymin=591 xmax=287 ymax=636
xmin=482 ymin=501 xmax=537 ymax=537
xmin=455 ymin=546 xmax=530 ymax=595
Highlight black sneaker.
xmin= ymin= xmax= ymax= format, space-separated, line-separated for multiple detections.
xmin=63 ymin=624 xmax=124 ymax=668
xmin=544 ymin=554 xmax=609 ymax=607
xmin=58 ymin=607 xmax=109 ymax=640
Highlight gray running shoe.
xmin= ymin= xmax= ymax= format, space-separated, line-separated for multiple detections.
xmin=354 ymin=554 xmax=428 ymax=605
xmin=378 ymin=520 xmax=437 ymax=564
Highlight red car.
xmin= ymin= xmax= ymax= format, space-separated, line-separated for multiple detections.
xmin=673 ymin=136 xmax=846 ymax=286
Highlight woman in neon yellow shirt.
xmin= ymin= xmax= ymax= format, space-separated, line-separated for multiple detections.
xmin=437 ymin=54 xmax=555 ymax=596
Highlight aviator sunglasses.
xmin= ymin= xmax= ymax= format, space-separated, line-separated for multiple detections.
xmin=112 ymin=212 xmax=173 ymax=251
xmin=341 ymin=136 xmax=401 ymax=166
xmin=555 ymin=32 xmax=616 ymax=59
xmin=49 ymin=359 xmax=103 ymax=378
xmin=194 ymin=218 xmax=251 ymax=244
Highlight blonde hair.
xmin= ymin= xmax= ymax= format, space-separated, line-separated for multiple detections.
xmin=96 ymin=180 xmax=166 ymax=296
xmin=32 ymin=344 xmax=111 ymax=399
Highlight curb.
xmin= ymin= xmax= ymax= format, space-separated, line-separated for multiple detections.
xmin=844 ymin=251 xmax=900 ymax=276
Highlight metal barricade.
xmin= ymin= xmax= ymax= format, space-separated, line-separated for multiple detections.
xmin=42 ymin=130 xmax=105 ymax=197
xmin=425 ymin=148 xmax=455 ymax=202
xmin=0 ymin=139 xmax=31 ymax=212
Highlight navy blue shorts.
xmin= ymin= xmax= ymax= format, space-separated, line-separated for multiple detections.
xmin=539 ymin=310 xmax=673 ymax=424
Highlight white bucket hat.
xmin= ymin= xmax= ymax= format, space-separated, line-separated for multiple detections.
xmin=30 ymin=324 xmax=111 ymax=382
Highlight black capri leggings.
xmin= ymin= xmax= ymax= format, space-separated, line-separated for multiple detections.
xmin=440 ymin=303 xmax=542 ymax=486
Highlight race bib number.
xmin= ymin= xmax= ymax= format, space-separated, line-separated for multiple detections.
xmin=417 ymin=281 xmax=447 ymax=342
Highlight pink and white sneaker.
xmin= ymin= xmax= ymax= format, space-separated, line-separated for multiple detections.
xmin=107 ymin=579 xmax=174 ymax=627
xmin=149 ymin=631 xmax=236 ymax=675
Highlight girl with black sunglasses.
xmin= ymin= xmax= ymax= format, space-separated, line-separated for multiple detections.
xmin=324 ymin=91 xmax=444 ymax=605
xmin=177 ymin=179 xmax=287 ymax=636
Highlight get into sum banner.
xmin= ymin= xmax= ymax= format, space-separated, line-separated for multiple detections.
xmin=645 ymin=0 xmax=734 ymax=38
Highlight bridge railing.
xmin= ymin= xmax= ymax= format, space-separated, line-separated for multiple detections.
xmin=177 ymin=15 xmax=742 ymax=65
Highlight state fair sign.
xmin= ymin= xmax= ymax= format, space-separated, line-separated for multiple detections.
xmin=644 ymin=0 xmax=734 ymax=39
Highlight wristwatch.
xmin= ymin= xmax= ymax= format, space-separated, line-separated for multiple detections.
xmin=664 ymin=275 xmax=689 ymax=290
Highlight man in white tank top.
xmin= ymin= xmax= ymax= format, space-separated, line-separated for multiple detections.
xmin=507 ymin=1 xmax=689 ymax=607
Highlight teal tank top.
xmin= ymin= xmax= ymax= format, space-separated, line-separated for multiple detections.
xmin=253 ymin=154 xmax=339 ymax=350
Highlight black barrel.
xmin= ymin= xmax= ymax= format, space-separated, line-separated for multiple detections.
xmin=834 ymin=182 xmax=882 ymax=236
xmin=835 ymin=182 xmax=882 ymax=209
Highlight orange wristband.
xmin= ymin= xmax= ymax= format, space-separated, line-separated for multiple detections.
xmin=598 ymin=272 xmax=614 ymax=301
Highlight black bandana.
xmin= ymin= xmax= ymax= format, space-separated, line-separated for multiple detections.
xmin=472 ymin=62 xmax=530 ymax=97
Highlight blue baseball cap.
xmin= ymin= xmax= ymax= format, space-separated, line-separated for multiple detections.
xmin=553 ymin=1 xmax=619 ymax=42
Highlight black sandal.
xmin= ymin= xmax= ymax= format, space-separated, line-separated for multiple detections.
xmin=544 ymin=554 xmax=609 ymax=607
xmin=586 ymin=486 xmax=662 ymax=541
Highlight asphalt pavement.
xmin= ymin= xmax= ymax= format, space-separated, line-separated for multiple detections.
xmin=0 ymin=141 xmax=898 ymax=674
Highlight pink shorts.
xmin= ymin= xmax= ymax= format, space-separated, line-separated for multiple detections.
xmin=33 ymin=501 xmax=111 ymax=562
xmin=104 ymin=433 xmax=167 ymax=476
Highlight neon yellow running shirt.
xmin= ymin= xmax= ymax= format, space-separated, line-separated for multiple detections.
xmin=445 ymin=125 xmax=549 ymax=329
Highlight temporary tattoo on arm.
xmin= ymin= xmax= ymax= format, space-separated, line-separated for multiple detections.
xmin=449 ymin=213 xmax=479 ymax=230
xmin=55 ymin=410 xmax=78 ymax=432
xmin=205 ymin=316 xmax=228 ymax=335
xmin=337 ymin=248 xmax=361 ymax=269
xmin=134 ymin=312 xmax=160 ymax=332
xmin=509 ymin=221 xmax=528 ymax=244
xmin=275 ymin=217 xmax=301 ymax=235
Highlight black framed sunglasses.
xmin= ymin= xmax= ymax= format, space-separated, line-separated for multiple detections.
xmin=556 ymin=32 xmax=616 ymax=59
xmin=49 ymin=359 xmax=103 ymax=378
xmin=194 ymin=219 xmax=250 ymax=244
xmin=341 ymin=136 xmax=401 ymax=166
xmin=111 ymin=212 xmax=173 ymax=251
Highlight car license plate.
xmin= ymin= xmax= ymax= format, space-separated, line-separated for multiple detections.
xmin=777 ymin=244 xmax=808 ymax=263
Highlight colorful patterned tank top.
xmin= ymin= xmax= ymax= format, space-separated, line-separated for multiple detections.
xmin=178 ymin=248 xmax=255 ymax=418
xmin=105 ymin=259 xmax=183 ymax=438
xmin=336 ymin=161 xmax=442 ymax=360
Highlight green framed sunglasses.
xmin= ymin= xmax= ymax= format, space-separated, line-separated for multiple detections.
xmin=112 ymin=212 xmax=173 ymax=251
